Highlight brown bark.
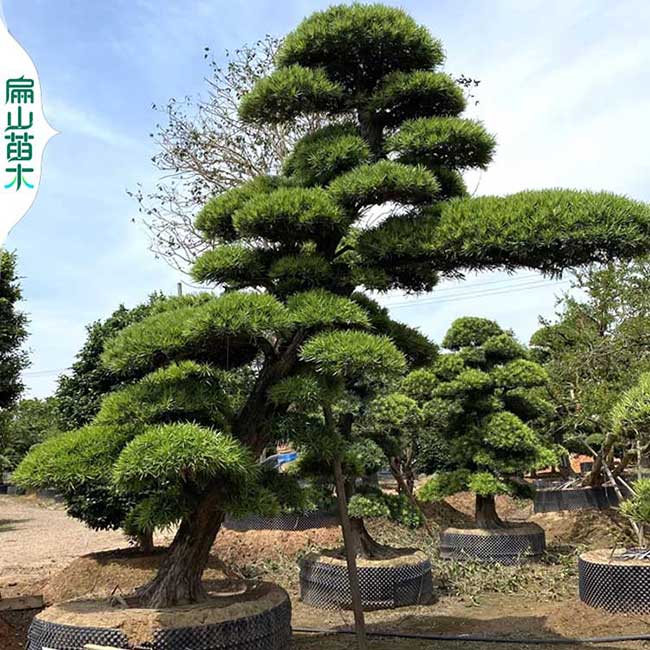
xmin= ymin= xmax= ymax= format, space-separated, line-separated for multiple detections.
xmin=389 ymin=458 xmax=435 ymax=539
xmin=475 ymin=494 xmax=504 ymax=529
xmin=582 ymin=433 xmax=615 ymax=487
xmin=136 ymin=531 xmax=155 ymax=554
xmin=236 ymin=331 xmax=305 ymax=454
xmin=348 ymin=517 xmax=392 ymax=560
xmin=333 ymin=456 xmax=367 ymax=650
xmin=136 ymin=488 xmax=225 ymax=608
xmin=358 ymin=111 xmax=383 ymax=160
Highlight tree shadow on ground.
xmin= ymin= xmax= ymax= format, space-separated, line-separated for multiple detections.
xmin=293 ymin=611 xmax=639 ymax=650
xmin=293 ymin=632 xmax=632 ymax=650
xmin=0 ymin=519 xmax=26 ymax=533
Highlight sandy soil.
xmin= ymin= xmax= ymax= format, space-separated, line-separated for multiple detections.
xmin=0 ymin=495 xmax=131 ymax=598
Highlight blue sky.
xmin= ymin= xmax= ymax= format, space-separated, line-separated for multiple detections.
xmin=3 ymin=0 xmax=650 ymax=398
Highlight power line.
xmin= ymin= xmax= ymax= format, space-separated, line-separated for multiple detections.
xmin=420 ymin=273 xmax=542 ymax=293
xmin=384 ymin=278 xmax=569 ymax=309
xmin=21 ymin=276 xmax=569 ymax=377
xmin=376 ymin=273 xmax=565 ymax=306
xmin=23 ymin=367 xmax=69 ymax=377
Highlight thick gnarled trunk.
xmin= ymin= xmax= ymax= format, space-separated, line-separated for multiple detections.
xmin=475 ymin=494 xmax=504 ymax=529
xmin=349 ymin=517 xmax=391 ymax=560
xmin=137 ymin=489 xmax=224 ymax=608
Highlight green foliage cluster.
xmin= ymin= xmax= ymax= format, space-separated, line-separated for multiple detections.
xmin=531 ymin=259 xmax=650 ymax=457
xmin=612 ymin=373 xmax=650 ymax=444
xmin=0 ymin=398 xmax=60 ymax=471
xmin=283 ymin=124 xmax=370 ymax=187
xmin=387 ymin=117 xmax=496 ymax=169
xmin=0 ymin=252 xmax=28 ymax=412
xmin=348 ymin=489 xmax=423 ymax=528
xmin=414 ymin=318 xmax=555 ymax=517
xmin=368 ymin=71 xmax=466 ymax=126
xmin=619 ymin=479 xmax=650 ymax=528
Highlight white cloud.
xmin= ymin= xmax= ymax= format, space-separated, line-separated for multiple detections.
xmin=45 ymin=98 xmax=139 ymax=149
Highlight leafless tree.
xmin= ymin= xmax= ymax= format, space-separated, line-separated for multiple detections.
xmin=130 ymin=36 xmax=322 ymax=274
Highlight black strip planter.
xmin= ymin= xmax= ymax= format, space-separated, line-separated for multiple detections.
xmin=440 ymin=523 xmax=546 ymax=564
xmin=579 ymin=550 xmax=650 ymax=614
xmin=299 ymin=550 xmax=433 ymax=610
xmin=37 ymin=488 xmax=64 ymax=502
xmin=224 ymin=509 xmax=337 ymax=532
xmin=534 ymin=486 xmax=619 ymax=513
xmin=27 ymin=582 xmax=292 ymax=650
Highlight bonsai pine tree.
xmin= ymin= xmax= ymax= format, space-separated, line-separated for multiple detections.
xmin=416 ymin=318 xmax=555 ymax=528
xmin=16 ymin=4 xmax=650 ymax=609
xmin=274 ymin=322 xmax=428 ymax=559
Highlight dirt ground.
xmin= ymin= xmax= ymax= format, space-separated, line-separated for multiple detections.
xmin=1 ymin=494 xmax=648 ymax=650
xmin=0 ymin=495 xmax=130 ymax=599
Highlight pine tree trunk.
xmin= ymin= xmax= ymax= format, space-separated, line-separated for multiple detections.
xmin=136 ymin=531 xmax=155 ymax=554
xmin=137 ymin=488 xmax=224 ymax=608
xmin=349 ymin=517 xmax=390 ymax=559
xmin=475 ymin=494 xmax=504 ymax=529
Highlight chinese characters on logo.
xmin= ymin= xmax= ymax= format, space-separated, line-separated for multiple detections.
xmin=5 ymin=76 xmax=34 ymax=190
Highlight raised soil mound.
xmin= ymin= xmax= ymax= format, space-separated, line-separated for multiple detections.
xmin=43 ymin=549 xmax=230 ymax=605
xmin=579 ymin=549 xmax=650 ymax=614
xmin=531 ymin=508 xmax=632 ymax=549
xmin=299 ymin=548 xmax=433 ymax=611
xmin=440 ymin=523 xmax=546 ymax=564
xmin=28 ymin=581 xmax=291 ymax=650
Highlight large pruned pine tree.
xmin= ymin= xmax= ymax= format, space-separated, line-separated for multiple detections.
xmin=16 ymin=4 xmax=650 ymax=608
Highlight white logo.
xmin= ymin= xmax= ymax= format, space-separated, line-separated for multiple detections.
xmin=0 ymin=10 xmax=57 ymax=244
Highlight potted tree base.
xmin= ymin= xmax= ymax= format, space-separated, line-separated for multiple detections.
xmin=439 ymin=495 xmax=545 ymax=565
xmin=440 ymin=522 xmax=545 ymax=564
xmin=299 ymin=546 xmax=433 ymax=611
xmin=579 ymin=549 xmax=650 ymax=614
xmin=579 ymin=380 xmax=650 ymax=614
xmin=27 ymin=582 xmax=291 ymax=650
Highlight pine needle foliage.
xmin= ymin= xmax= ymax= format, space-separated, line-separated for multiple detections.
xmin=416 ymin=318 xmax=555 ymax=524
